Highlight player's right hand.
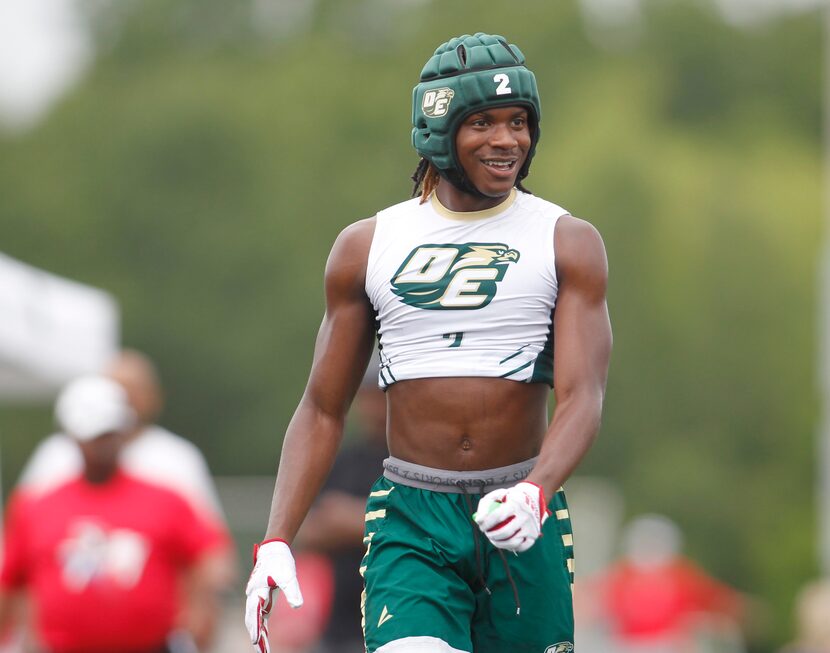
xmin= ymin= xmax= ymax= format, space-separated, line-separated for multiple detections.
xmin=244 ymin=539 xmax=304 ymax=653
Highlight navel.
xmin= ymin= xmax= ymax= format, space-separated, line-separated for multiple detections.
xmin=461 ymin=437 xmax=472 ymax=451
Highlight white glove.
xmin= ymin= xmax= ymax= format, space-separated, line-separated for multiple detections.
xmin=474 ymin=481 xmax=551 ymax=553
xmin=244 ymin=539 xmax=304 ymax=653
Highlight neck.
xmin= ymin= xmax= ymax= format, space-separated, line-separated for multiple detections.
xmin=84 ymin=465 xmax=118 ymax=485
xmin=435 ymin=183 xmax=513 ymax=212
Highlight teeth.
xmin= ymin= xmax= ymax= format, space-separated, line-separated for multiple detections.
xmin=484 ymin=160 xmax=514 ymax=169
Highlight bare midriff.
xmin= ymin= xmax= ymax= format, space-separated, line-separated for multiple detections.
xmin=385 ymin=377 xmax=550 ymax=472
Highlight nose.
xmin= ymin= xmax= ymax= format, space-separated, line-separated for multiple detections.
xmin=489 ymin=120 xmax=519 ymax=150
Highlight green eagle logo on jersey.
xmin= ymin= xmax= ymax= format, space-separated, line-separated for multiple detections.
xmin=391 ymin=242 xmax=520 ymax=310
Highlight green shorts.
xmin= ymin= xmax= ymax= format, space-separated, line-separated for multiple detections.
xmin=360 ymin=459 xmax=575 ymax=653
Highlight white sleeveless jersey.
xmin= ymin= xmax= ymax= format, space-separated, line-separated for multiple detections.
xmin=365 ymin=189 xmax=568 ymax=388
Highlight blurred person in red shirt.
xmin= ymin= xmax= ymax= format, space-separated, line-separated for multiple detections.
xmin=586 ymin=514 xmax=744 ymax=653
xmin=0 ymin=375 xmax=230 ymax=653
xmin=14 ymin=350 xmax=235 ymax=650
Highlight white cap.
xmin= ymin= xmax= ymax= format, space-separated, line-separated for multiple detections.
xmin=622 ymin=513 xmax=683 ymax=568
xmin=55 ymin=375 xmax=136 ymax=441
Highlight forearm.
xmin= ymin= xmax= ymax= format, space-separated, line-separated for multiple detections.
xmin=0 ymin=589 xmax=19 ymax=637
xmin=180 ymin=588 xmax=220 ymax=651
xmin=180 ymin=551 xmax=235 ymax=650
xmin=263 ymin=398 xmax=347 ymax=544
xmin=527 ymin=389 xmax=604 ymax=498
xmin=474 ymin=394 xmax=603 ymax=553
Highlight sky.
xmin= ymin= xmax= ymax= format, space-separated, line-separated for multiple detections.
xmin=0 ymin=0 xmax=823 ymax=133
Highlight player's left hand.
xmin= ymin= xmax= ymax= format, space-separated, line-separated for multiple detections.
xmin=474 ymin=481 xmax=551 ymax=552
xmin=244 ymin=539 xmax=304 ymax=653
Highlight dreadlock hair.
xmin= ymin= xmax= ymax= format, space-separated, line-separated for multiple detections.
xmin=411 ymin=158 xmax=440 ymax=204
xmin=410 ymin=157 xmax=532 ymax=204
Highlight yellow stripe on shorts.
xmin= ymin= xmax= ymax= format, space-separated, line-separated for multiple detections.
xmin=365 ymin=509 xmax=386 ymax=522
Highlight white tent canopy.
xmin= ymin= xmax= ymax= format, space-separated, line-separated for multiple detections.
xmin=0 ymin=252 xmax=119 ymax=402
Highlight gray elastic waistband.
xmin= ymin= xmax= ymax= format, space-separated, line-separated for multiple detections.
xmin=382 ymin=456 xmax=538 ymax=493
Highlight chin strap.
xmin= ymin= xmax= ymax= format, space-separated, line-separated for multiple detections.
xmin=435 ymin=160 xmax=530 ymax=200
xmin=438 ymin=165 xmax=490 ymax=199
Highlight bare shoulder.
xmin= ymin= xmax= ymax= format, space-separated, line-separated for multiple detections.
xmin=325 ymin=216 xmax=377 ymax=297
xmin=554 ymin=214 xmax=608 ymax=293
xmin=329 ymin=216 xmax=377 ymax=260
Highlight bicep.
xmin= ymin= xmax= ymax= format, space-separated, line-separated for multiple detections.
xmin=302 ymin=220 xmax=376 ymax=418
xmin=552 ymin=217 xmax=612 ymax=397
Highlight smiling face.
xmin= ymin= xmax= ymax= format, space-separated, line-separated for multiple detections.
xmin=444 ymin=105 xmax=531 ymax=209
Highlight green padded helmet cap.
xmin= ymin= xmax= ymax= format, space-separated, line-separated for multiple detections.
xmin=411 ymin=32 xmax=542 ymax=193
